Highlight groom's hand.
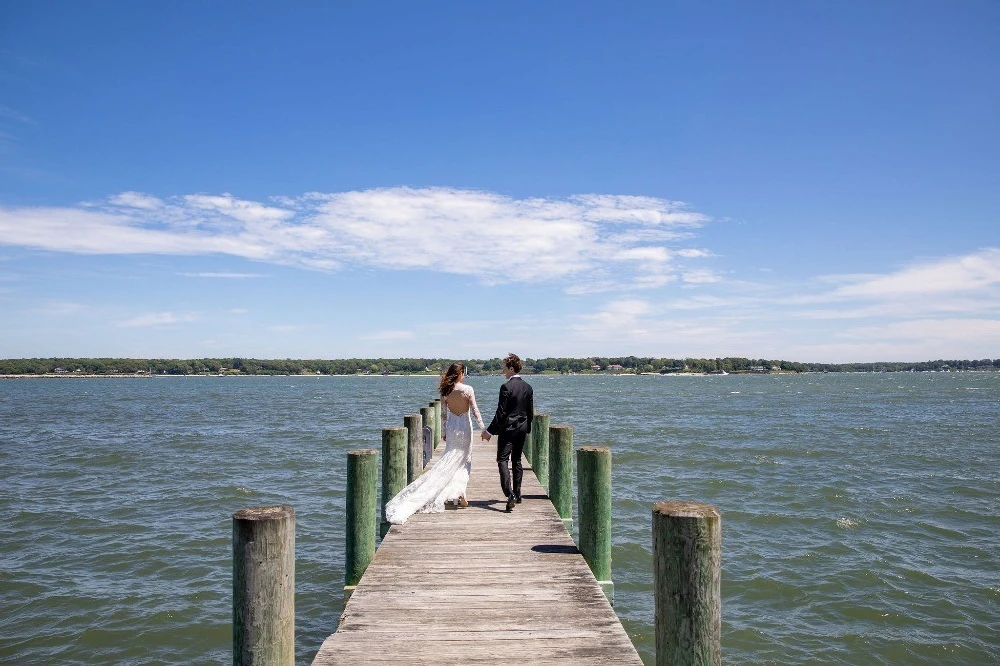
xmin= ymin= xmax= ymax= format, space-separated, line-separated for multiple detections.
xmin=481 ymin=431 xmax=491 ymax=441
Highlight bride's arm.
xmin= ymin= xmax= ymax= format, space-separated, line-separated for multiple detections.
xmin=441 ymin=396 xmax=448 ymax=440
xmin=468 ymin=386 xmax=486 ymax=430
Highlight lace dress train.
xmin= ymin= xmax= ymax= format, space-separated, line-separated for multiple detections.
xmin=384 ymin=383 xmax=485 ymax=525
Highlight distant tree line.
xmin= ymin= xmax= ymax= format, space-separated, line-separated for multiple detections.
xmin=0 ymin=356 xmax=997 ymax=376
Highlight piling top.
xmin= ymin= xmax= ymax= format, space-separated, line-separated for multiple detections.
xmin=233 ymin=505 xmax=294 ymax=521
xmin=550 ymin=424 xmax=573 ymax=432
xmin=348 ymin=448 xmax=379 ymax=457
xmin=577 ymin=445 xmax=610 ymax=454
xmin=382 ymin=426 xmax=407 ymax=433
xmin=653 ymin=500 xmax=721 ymax=519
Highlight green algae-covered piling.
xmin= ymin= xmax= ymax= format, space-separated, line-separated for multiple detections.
xmin=380 ymin=427 xmax=408 ymax=538
xmin=345 ymin=449 xmax=377 ymax=599
xmin=548 ymin=425 xmax=573 ymax=530
xmin=653 ymin=501 xmax=721 ymax=666
xmin=233 ymin=505 xmax=295 ymax=666
xmin=430 ymin=399 xmax=442 ymax=450
xmin=530 ymin=413 xmax=551 ymax=491
xmin=403 ymin=413 xmax=423 ymax=483
xmin=578 ymin=445 xmax=613 ymax=603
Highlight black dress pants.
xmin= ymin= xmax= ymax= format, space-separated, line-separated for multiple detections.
xmin=496 ymin=433 xmax=526 ymax=500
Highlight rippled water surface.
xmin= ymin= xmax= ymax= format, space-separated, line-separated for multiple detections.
xmin=1 ymin=373 xmax=998 ymax=664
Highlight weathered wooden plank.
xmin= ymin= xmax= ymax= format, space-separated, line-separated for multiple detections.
xmin=311 ymin=434 xmax=642 ymax=665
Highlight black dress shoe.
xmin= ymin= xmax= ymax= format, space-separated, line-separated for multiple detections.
xmin=515 ymin=496 xmax=522 ymax=504
xmin=505 ymin=496 xmax=516 ymax=512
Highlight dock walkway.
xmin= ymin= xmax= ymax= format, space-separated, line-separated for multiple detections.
xmin=312 ymin=435 xmax=642 ymax=665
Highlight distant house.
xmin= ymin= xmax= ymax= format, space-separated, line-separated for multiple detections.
xmin=607 ymin=364 xmax=624 ymax=373
xmin=53 ymin=367 xmax=68 ymax=374
xmin=591 ymin=364 xmax=601 ymax=371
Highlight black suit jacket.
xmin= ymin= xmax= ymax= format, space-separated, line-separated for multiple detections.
xmin=486 ymin=376 xmax=534 ymax=439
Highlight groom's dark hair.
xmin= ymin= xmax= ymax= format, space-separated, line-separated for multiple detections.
xmin=503 ymin=353 xmax=523 ymax=374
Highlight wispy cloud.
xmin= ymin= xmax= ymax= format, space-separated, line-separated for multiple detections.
xmin=178 ymin=272 xmax=267 ymax=279
xmin=30 ymin=301 xmax=86 ymax=316
xmin=829 ymin=248 xmax=1000 ymax=299
xmin=118 ymin=312 xmax=197 ymax=328
xmin=366 ymin=330 xmax=415 ymax=342
xmin=0 ymin=130 xmax=16 ymax=154
xmin=0 ymin=187 xmax=713 ymax=291
xmin=552 ymin=248 xmax=1000 ymax=360
xmin=108 ymin=191 xmax=163 ymax=210
xmin=0 ymin=106 xmax=36 ymax=125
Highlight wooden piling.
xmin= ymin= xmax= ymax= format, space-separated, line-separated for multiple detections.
xmin=419 ymin=406 xmax=434 ymax=467
xmin=403 ymin=414 xmax=423 ymax=483
xmin=380 ymin=427 xmax=408 ymax=538
xmin=430 ymin=399 xmax=442 ymax=450
xmin=652 ymin=501 xmax=721 ymax=666
xmin=531 ymin=413 xmax=551 ymax=491
xmin=578 ymin=446 xmax=613 ymax=603
xmin=548 ymin=425 xmax=573 ymax=530
xmin=232 ymin=505 xmax=295 ymax=666
xmin=345 ymin=449 xmax=377 ymax=599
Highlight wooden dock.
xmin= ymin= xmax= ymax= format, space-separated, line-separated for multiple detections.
xmin=311 ymin=434 xmax=643 ymax=665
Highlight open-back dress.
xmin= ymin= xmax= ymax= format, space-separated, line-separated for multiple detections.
xmin=384 ymin=382 xmax=485 ymax=525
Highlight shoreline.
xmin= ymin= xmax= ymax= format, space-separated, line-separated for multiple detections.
xmin=3 ymin=369 xmax=996 ymax=380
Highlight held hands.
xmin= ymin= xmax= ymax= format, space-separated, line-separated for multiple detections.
xmin=480 ymin=431 xmax=492 ymax=441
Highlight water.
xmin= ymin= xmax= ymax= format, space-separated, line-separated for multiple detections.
xmin=1 ymin=373 xmax=997 ymax=664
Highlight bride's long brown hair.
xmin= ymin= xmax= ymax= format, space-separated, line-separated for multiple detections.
xmin=438 ymin=362 xmax=465 ymax=397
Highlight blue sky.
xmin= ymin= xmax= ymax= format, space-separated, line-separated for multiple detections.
xmin=1 ymin=2 xmax=997 ymax=362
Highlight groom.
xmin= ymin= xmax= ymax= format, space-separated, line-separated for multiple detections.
xmin=481 ymin=353 xmax=534 ymax=512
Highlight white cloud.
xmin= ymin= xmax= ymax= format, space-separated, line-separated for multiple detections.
xmin=830 ymin=248 xmax=1000 ymax=299
xmin=553 ymin=247 xmax=1000 ymax=361
xmin=108 ymin=191 xmax=163 ymax=210
xmin=183 ymin=193 xmax=293 ymax=225
xmin=682 ymin=269 xmax=723 ymax=284
xmin=0 ymin=206 xmax=268 ymax=257
xmin=0 ymin=187 xmax=715 ymax=290
xmin=677 ymin=248 xmax=714 ymax=259
xmin=118 ymin=312 xmax=197 ymax=328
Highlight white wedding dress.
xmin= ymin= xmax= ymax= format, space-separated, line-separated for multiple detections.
xmin=384 ymin=383 xmax=485 ymax=525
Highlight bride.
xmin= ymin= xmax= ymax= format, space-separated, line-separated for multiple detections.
xmin=384 ymin=362 xmax=486 ymax=525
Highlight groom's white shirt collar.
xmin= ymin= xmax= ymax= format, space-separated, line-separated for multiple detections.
xmin=508 ymin=374 xmax=521 ymax=380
